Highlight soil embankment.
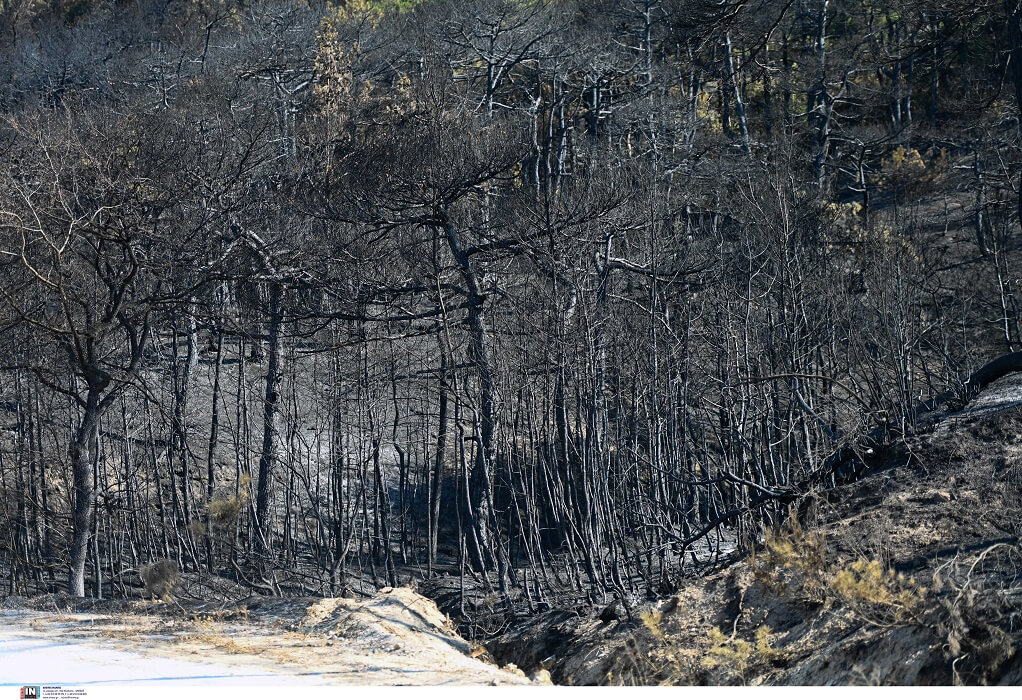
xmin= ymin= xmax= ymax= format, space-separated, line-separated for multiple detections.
xmin=487 ymin=379 xmax=1022 ymax=685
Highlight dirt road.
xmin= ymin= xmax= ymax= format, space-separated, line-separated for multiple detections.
xmin=0 ymin=589 xmax=532 ymax=686
xmin=0 ymin=619 xmax=334 ymax=686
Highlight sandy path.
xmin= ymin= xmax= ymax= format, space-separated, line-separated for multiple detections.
xmin=0 ymin=601 xmax=530 ymax=686
xmin=0 ymin=622 xmax=333 ymax=686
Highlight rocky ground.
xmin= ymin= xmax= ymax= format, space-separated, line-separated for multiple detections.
xmin=485 ymin=378 xmax=1022 ymax=685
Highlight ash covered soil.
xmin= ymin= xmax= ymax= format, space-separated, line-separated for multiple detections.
xmin=486 ymin=378 xmax=1022 ymax=685
xmin=0 ymin=587 xmax=534 ymax=686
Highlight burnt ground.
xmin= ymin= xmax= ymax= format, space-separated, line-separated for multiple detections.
xmin=4 ymin=378 xmax=1022 ymax=686
xmin=485 ymin=380 xmax=1022 ymax=685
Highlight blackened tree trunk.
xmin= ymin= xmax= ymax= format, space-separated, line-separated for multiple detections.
xmin=1007 ymin=0 xmax=1022 ymax=225
xmin=429 ymin=349 xmax=449 ymax=574
xmin=68 ymin=382 xmax=103 ymax=598
xmin=255 ymin=282 xmax=284 ymax=557
xmin=437 ymin=209 xmax=510 ymax=595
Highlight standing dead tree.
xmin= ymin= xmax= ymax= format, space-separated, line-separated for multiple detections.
xmin=0 ymin=107 xmax=184 ymax=596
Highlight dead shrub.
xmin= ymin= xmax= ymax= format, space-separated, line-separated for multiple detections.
xmin=829 ymin=559 xmax=926 ymax=626
xmin=750 ymin=521 xmax=826 ymax=602
xmin=700 ymin=625 xmax=784 ymax=685
xmin=140 ymin=559 xmax=180 ymax=600
xmin=638 ymin=607 xmax=785 ymax=685
xmin=751 ymin=521 xmax=925 ymax=627
xmin=206 ymin=476 xmax=250 ymax=530
xmin=934 ymin=544 xmax=1021 ymax=684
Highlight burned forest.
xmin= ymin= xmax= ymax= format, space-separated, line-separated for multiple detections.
xmin=1 ymin=0 xmax=1022 ymax=686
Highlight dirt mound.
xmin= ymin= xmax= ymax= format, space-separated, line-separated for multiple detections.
xmin=489 ymin=402 xmax=1022 ymax=685
xmin=299 ymin=587 xmax=471 ymax=656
